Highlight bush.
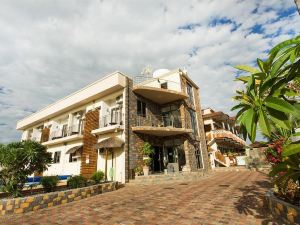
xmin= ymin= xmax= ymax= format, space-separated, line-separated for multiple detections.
xmin=91 ymin=171 xmax=104 ymax=184
xmin=67 ymin=175 xmax=87 ymax=189
xmin=0 ymin=141 xmax=52 ymax=197
xmin=40 ymin=176 xmax=59 ymax=193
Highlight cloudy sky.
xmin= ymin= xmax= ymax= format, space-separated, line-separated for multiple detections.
xmin=0 ymin=0 xmax=299 ymax=143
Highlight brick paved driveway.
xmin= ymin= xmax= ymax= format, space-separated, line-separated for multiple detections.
xmin=1 ymin=171 xmax=279 ymax=225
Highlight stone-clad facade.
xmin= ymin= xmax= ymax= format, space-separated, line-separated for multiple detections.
xmin=81 ymin=109 xmax=99 ymax=178
xmin=17 ymin=69 xmax=209 ymax=184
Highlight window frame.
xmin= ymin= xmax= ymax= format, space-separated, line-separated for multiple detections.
xmin=186 ymin=83 xmax=194 ymax=105
xmin=137 ymin=100 xmax=146 ymax=117
xmin=53 ymin=151 xmax=61 ymax=164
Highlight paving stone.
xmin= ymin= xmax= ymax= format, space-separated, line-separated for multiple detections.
xmin=0 ymin=171 xmax=283 ymax=224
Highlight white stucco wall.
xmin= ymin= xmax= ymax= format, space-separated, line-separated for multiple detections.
xmin=141 ymin=72 xmax=182 ymax=92
xmin=43 ymin=141 xmax=82 ymax=176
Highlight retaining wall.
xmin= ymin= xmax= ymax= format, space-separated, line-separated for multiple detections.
xmin=0 ymin=182 xmax=117 ymax=215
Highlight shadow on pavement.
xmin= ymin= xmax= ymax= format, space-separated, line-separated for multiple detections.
xmin=234 ymin=180 xmax=283 ymax=225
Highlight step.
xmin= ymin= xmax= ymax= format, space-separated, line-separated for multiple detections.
xmin=128 ymin=171 xmax=210 ymax=185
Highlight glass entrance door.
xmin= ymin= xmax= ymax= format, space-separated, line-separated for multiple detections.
xmin=152 ymin=146 xmax=164 ymax=172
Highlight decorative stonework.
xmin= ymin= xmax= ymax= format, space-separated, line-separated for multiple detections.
xmin=81 ymin=109 xmax=99 ymax=178
xmin=265 ymin=189 xmax=300 ymax=224
xmin=0 ymin=182 xmax=118 ymax=216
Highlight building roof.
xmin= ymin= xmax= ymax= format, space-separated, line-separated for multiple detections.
xmin=16 ymin=71 xmax=130 ymax=130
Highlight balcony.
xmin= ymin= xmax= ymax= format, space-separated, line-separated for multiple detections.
xmin=206 ymin=129 xmax=246 ymax=148
xmin=42 ymin=125 xmax=84 ymax=146
xmin=92 ymin=115 xmax=124 ymax=135
xmin=133 ymin=86 xmax=188 ymax=105
xmin=132 ymin=114 xmax=192 ymax=137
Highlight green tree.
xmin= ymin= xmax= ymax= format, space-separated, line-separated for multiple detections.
xmin=233 ymin=36 xmax=300 ymax=143
xmin=0 ymin=140 xmax=52 ymax=197
xmin=232 ymin=36 xmax=300 ymax=201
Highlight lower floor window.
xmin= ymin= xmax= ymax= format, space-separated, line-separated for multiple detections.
xmin=69 ymin=153 xmax=78 ymax=162
xmin=53 ymin=151 xmax=61 ymax=163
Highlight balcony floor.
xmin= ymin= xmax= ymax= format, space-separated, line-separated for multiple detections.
xmin=132 ymin=126 xmax=193 ymax=137
xmin=133 ymin=86 xmax=188 ymax=104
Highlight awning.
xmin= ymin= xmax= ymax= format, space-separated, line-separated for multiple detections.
xmin=66 ymin=145 xmax=83 ymax=154
xmin=94 ymin=137 xmax=124 ymax=149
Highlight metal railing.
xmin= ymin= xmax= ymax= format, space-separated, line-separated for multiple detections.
xmin=99 ymin=113 xmax=123 ymax=128
xmin=206 ymin=129 xmax=246 ymax=145
xmin=136 ymin=114 xmax=182 ymax=128
xmin=49 ymin=124 xmax=84 ymax=140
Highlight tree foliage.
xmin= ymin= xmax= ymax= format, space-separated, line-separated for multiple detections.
xmin=232 ymin=35 xmax=300 ymax=204
xmin=233 ymin=35 xmax=300 ymax=143
xmin=0 ymin=140 xmax=52 ymax=197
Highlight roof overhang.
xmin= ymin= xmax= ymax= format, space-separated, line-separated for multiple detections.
xmin=94 ymin=137 xmax=124 ymax=149
xmin=17 ymin=72 xmax=128 ymax=130
xmin=132 ymin=126 xmax=192 ymax=137
xmin=133 ymin=86 xmax=188 ymax=105
xmin=66 ymin=145 xmax=83 ymax=154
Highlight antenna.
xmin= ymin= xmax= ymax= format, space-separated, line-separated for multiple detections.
xmin=141 ymin=65 xmax=152 ymax=79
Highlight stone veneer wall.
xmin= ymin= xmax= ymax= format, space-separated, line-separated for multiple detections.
xmin=0 ymin=182 xmax=118 ymax=216
xmin=193 ymin=82 xmax=210 ymax=171
xmin=40 ymin=127 xmax=50 ymax=143
xmin=266 ymin=190 xmax=300 ymax=224
xmin=81 ymin=109 xmax=99 ymax=178
xmin=180 ymin=75 xmax=209 ymax=171
xmin=128 ymin=72 xmax=209 ymax=176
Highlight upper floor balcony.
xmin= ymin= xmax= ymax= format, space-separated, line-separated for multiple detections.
xmin=133 ymin=78 xmax=188 ymax=105
xmin=42 ymin=124 xmax=84 ymax=146
xmin=92 ymin=113 xmax=124 ymax=135
xmin=206 ymin=129 xmax=246 ymax=148
xmin=132 ymin=114 xmax=192 ymax=137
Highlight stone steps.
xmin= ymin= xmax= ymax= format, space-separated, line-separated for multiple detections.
xmin=128 ymin=170 xmax=210 ymax=185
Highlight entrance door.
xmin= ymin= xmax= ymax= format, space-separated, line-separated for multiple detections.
xmin=153 ymin=146 xmax=163 ymax=172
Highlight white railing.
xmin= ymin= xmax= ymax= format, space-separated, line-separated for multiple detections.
xmin=99 ymin=113 xmax=123 ymax=128
xmin=207 ymin=129 xmax=246 ymax=146
xmin=49 ymin=124 xmax=83 ymax=140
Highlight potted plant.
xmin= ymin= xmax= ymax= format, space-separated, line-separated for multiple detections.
xmin=134 ymin=166 xmax=142 ymax=177
xmin=139 ymin=142 xmax=154 ymax=176
xmin=143 ymin=158 xmax=152 ymax=176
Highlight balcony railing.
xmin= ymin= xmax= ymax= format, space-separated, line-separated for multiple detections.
xmin=206 ymin=129 xmax=246 ymax=146
xmin=136 ymin=114 xmax=182 ymax=128
xmin=99 ymin=113 xmax=123 ymax=128
xmin=49 ymin=124 xmax=83 ymax=141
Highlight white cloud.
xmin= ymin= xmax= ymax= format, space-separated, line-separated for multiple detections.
xmin=0 ymin=0 xmax=299 ymax=142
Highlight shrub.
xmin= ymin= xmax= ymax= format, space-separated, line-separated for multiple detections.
xmin=67 ymin=175 xmax=87 ymax=189
xmin=0 ymin=141 xmax=52 ymax=197
xmin=40 ymin=176 xmax=59 ymax=193
xmin=91 ymin=171 xmax=104 ymax=184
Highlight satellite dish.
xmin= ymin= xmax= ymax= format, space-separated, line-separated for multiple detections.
xmin=153 ymin=69 xmax=170 ymax=78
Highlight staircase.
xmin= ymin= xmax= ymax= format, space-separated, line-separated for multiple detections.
xmin=214 ymin=151 xmax=230 ymax=167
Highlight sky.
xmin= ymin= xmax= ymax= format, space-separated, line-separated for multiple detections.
xmin=0 ymin=0 xmax=299 ymax=143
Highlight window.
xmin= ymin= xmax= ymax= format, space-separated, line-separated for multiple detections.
xmin=189 ymin=109 xmax=198 ymax=135
xmin=186 ymin=83 xmax=194 ymax=105
xmin=111 ymin=107 xmax=122 ymax=125
xmin=137 ymin=100 xmax=146 ymax=117
xmin=195 ymin=145 xmax=203 ymax=169
xmin=160 ymin=82 xmax=168 ymax=89
xmin=69 ymin=153 xmax=77 ymax=162
xmin=204 ymin=124 xmax=212 ymax=132
xmin=53 ymin=151 xmax=61 ymax=163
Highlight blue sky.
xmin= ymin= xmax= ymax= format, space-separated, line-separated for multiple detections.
xmin=0 ymin=0 xmax=299 ymax=143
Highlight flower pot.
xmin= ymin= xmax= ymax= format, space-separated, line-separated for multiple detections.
xmin=143 ymin=166 xmax=149 ymax=176
xmin=164 ymin=169 xmax=168 ymax=174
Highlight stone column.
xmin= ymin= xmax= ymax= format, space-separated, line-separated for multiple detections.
xmin=81 ymin=109 xmax=99 ymax=178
